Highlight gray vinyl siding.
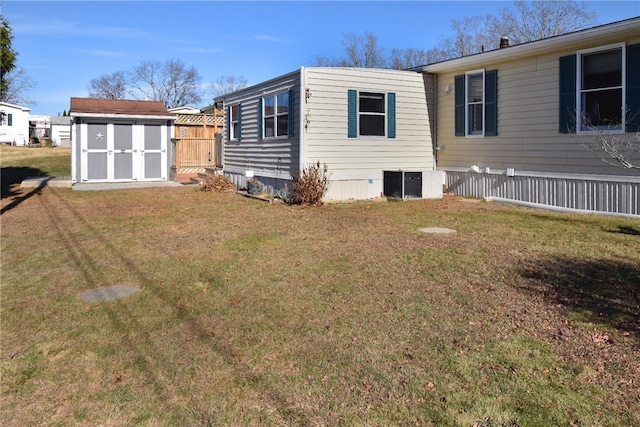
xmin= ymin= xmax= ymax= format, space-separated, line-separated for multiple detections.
xmin=303 ymin=67 xmax=434 ymax=181
xmin=219 ymin=71 xmax=301 ymax=188
xmin=432 ymin=33 xmax=640 ymax=178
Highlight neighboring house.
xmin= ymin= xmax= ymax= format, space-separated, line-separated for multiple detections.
xmin=168 ymin=106 xmax=201 ymax=114
xmin=214 ymin=67 xmax=443 ymax=201
xmin=416 ymin=17 xmax=640 ymax=216
xmin=0 ymin=102 xmax=30 ymax=146
xmin=70 ymin=98 xmax=175 ymax=184
xmin=50 ymin=116 xmax=72 ymax=147
xmin=29 ymin=115 xmax=51 ymax=141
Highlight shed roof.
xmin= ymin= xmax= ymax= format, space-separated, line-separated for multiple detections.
xmin=69 ymin=98 xmax=175 ymax=117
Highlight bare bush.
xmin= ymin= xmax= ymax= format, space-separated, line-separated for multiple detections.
xmin=291 ymin=161 xmax=330 ymax=206
xmin=200 ymin=174 xmax=236 ymax=193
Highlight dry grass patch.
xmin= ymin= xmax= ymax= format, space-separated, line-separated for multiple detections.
xmin=1 ymin=154 xmax=639 ymax=425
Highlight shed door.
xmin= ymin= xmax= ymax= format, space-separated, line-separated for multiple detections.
xmin=113 ymin=123 xmax=134 ymax=180
xmin=85 ymin=123 xmax=109 ymax=181
xmin=141 ymin=124 xmax=166 ymax=180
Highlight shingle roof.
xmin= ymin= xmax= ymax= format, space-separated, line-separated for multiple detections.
xmin=69 ymin=98 xmax=175 ymax=117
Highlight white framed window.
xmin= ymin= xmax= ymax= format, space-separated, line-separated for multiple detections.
xmin=0 ymin=112 xmax=11 ymax=126
xmin=466 ymin=70 xmax=484 ymax=136
xmin=263 ymin=91 xmax=289 ymax=138
xmin=230 ymin=104 xmax=240 ymax=140
xmin=359 ymin=92 xmax=386 ymax=136
xmin=577 ymin=43 xmax=625 ymax=133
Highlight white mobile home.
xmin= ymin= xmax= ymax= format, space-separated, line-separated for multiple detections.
xmin=215 ymin=67 xmax=442 ymax=201
xmin=0 ymin=102 xmax=30 ymax=146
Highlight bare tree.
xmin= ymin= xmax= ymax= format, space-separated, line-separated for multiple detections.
xmin=313 ymin=32 xmax=386 ymax=68
xmin=389 ymin=48 xmax=430 ymax=70
xmin=209 ymin=75 xmax=248 ymax=98
xmin=577 ymin=112 xmax=640 ymax=170
xmin=128 ymin=59 xmax=202 ymax=108
xmin=441 ymin=15 xmax=498 ymax=58
xmin=0 ymin=66 xmax=36 ymax=105
xmin=435 ymin=0 xmax=596 ymax=60
xmin=494 ymin=0 xmax=596 ymax=45
xmin=88 ymin=71 xmax=127 ymax=99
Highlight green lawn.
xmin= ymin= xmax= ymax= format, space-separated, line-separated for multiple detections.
xmin=1 ymin=148 xmax=639 ymax=426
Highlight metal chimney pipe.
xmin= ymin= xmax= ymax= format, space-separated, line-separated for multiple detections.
xmin=500 ymin=36 xmax=509 ymax=48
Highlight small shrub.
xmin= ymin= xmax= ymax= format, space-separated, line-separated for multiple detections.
xmin=291 ymin=161 xmax=330 ymax=206
xmin=200 ymin=174 xmax=236 ymax=193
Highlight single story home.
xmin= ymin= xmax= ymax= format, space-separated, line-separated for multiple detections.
xmin=50 ymin=116 xmax=72 ymax=147
xmin=214 ymin=67 xmax=443 ymax=201
xmin=416 ymin=16 xmax=640 ymax=216
xmin=0 ymin=101 xmax=30 ymax=146
xmin=70 ymin=98 xmax=175 ymax=184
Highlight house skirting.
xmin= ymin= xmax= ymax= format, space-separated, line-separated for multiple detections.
xmin=444 ymin=170 xmax=640 ymax=217
xmin=224 ymin=168 xmax=444 ymax=202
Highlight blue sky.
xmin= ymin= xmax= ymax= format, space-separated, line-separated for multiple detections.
xmin=3 ymin=0 xmax=639 ymax=116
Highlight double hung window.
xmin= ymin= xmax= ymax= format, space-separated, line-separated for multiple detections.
xmin=347 ymin=90 xmax=396 ymax=139
xmin=263 ymin=91 xmax=289 ymax=138
xmin=359 ymin=92 xmax=386 ymax=136
xmin=230 ymin=105 xmax=240 ymax=140
xmin=454 ymin=69 xmax=497 ymax=137
xmin=559 ymin=43 xmax=640 ymax=134
xmin=466 ymin=71 xmax=484 ymax=136
xmin=578 ymin=45 xmax=624 ymax=132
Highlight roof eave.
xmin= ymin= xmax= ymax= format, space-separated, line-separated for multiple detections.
xmin=70 ymin=112 xmax=176 ymax=120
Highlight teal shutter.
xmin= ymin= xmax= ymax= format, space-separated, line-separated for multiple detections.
xmin=454 ymin=75 xmax=465 ymax=136
xmin=626 ymin=43 xmax=640 ymax=133
xmin=387 ymin=92 xmax=396 ymax=139
xmin=258 ymin=98 xmax=262 ymax=140
xmin=237 ymin=103 xmax=242 ymax=141
xmin=7 ymin=113 xmax=12 ymax=126
xmin=559 ymin=54 xmax=576 ymax=133
xmin=484 ymin=70 xmax=497 ymax=136
xmin=288 ymin=88 xmax=295 ymax=137
xmin=348 ymin=89 xmax=357 ymax=138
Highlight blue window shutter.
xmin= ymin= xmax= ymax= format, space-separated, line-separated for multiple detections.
xmin=348 ymin=89 xmax=357 ymax=138
xmin=454 ymin=75 xmax=465 ymax=136
xmin=288 ymin=88 xmax=295 ymax=137
xmin=387 ymin=92 xmax=396 ymax=138
xmin=258 ymin=98 xmax=263 ymax=140
xmin=238 ymin=103 xmax=242 ymax=141
xmin=7 ymin=113 xmax=12 ymax=126
xmin=485 ymin=69 xmax=498 ymax=136
xmin=626 ymin=43 xmax=640 ymax=133
xmin=559 ymin=54 xmax=576 ymax=134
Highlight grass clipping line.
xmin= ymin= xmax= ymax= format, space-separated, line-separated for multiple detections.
xmin=291 ymin=161 xmax=329 ymax=206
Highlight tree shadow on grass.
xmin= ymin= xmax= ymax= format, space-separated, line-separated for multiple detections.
xmin=602 ymin=225 xmax=640 ymax=236
xmin=1 ymin=166 xmax=48 ymax=198
xmin=518 ymin=256 xmax=640 ymax=341
xmin=1 ymin=167 xmax=52 ymax=215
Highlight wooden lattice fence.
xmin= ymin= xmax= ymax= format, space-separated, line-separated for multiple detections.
xmin=172 ymin=109 xmax=224 ymax=181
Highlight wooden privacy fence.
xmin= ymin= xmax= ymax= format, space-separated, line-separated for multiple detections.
xmin=172 ymin=110 xmax=224 ymax=170
xmin=174 ymin=137 xmax=222 ymax=168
